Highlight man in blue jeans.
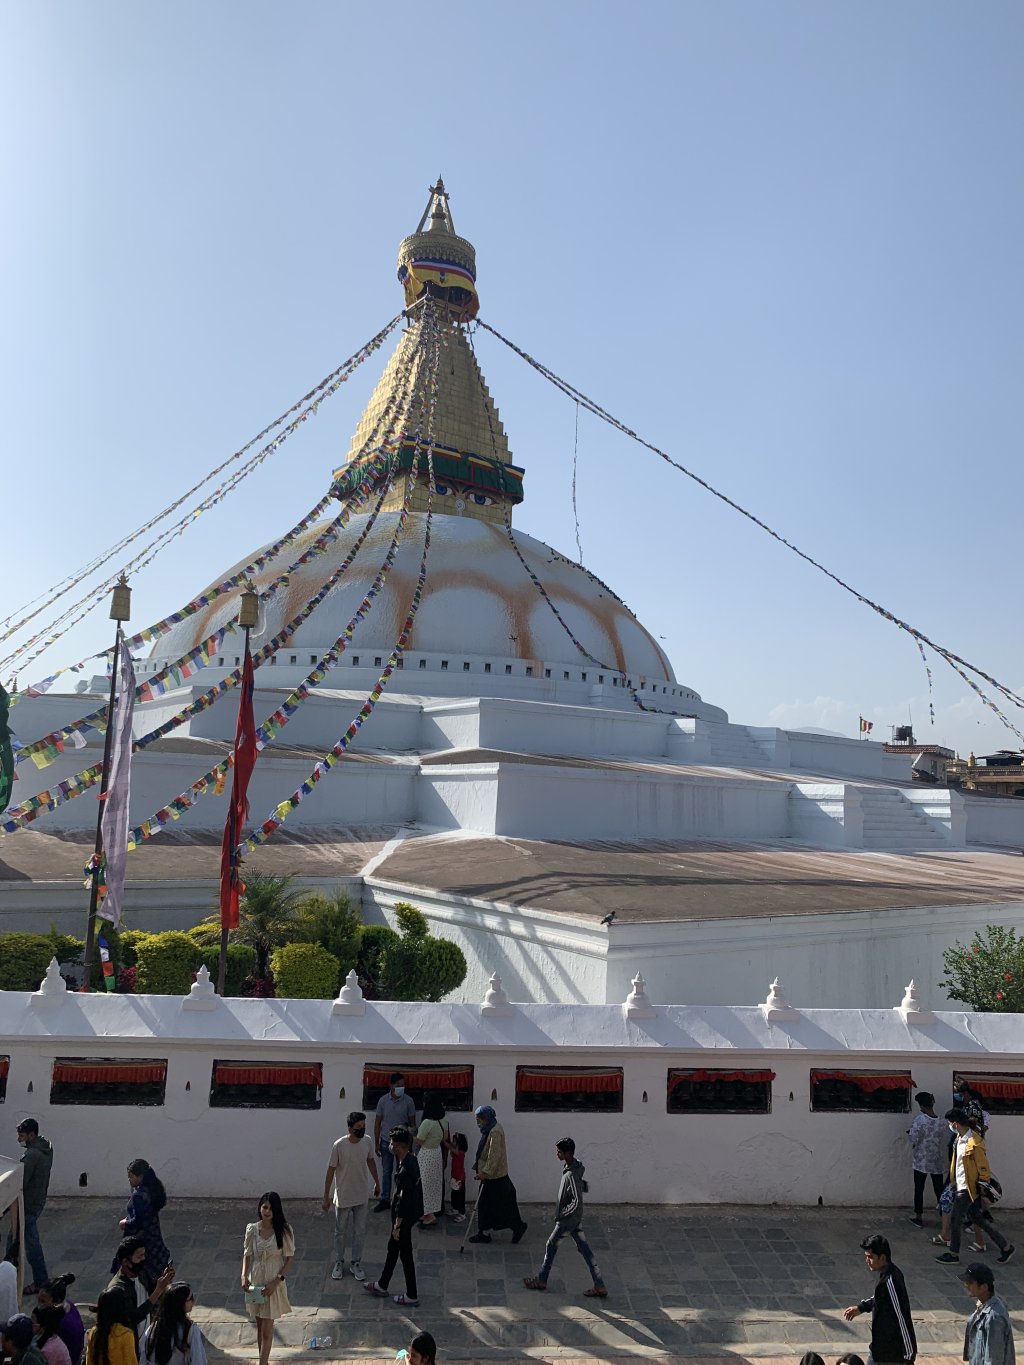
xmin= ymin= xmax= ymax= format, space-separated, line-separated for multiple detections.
xmin=9 ymin=1120 xmax=53 ymax=1293
xmin=373 ymin=1074 xmax=416 ymax=1212
xmin=523 ymin=1138 xmax=606 ymax=1298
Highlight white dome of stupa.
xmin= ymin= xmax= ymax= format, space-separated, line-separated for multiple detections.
xmin=147 ymin=181 xmax=719 ymax=719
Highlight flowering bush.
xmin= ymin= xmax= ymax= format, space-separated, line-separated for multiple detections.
xmin=941 ymin=925 xmax=1024 ymax=1012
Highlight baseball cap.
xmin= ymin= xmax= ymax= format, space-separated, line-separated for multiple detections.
xmin=2 ymin=1314 xmax=35 ymax=1348
xmin=15 ymin=1119 xmax=38 ymax=1135
xmin=958 ymin=1262 xmax=995 ymax=1287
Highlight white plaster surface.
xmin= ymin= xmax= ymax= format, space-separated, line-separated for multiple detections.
xmin=1 ymin=987 xmax=1022 ymax=1206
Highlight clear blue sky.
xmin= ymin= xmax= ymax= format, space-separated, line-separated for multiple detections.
xmin=3 ymin=1 xmax=1022 ymax=755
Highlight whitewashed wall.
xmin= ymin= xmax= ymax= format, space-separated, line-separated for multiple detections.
xmin=1 ymin=987 xmax=1022 ymax=1207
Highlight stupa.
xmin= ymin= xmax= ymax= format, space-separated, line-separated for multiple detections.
xmin=4 ymin=184 xmax=1024 ymax=1011
xmin=148 ymin=181 xmax=718 ymax=719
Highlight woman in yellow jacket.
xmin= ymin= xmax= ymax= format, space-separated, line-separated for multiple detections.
xmin=935 ymin=1109 xmax=1014 ymax=1265
xmin=85 ymin=1291 xmax=137 ymax=1365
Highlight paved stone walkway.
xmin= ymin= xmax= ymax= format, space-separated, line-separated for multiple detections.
xmin=42 ymin=1199 xmax=1022 ymax=1361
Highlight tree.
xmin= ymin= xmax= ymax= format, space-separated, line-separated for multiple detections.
xmin=368 ymin=901 xmax=468 ymax=1002
xmin=197 ymin=870 xmax=303 ymax=978
xmin=293 ymin=888 xmax=362 ymax=977
xmin=941 ymin=925 xmax=1024 ymax=1012
xmin=271 ymin=943 xmax=341 ymax=999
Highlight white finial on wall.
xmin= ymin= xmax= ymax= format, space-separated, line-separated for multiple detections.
xmin=624 ymin=972 xmax=656 ymax=1019
xmin=761 ymin=977 xmax=798 ymax=1022
xmin=332 ymin=969 xmax=366 ymax=1016
xmin=481 ymin=973 xmax=514 ymax=1017
xmin=31 ymin=957 xmax=68 ymax=1007
xmin=182 ymin=964 xmax=218 ymax=1011
xmin=896 ymin=979 xmax=934 ymax=1025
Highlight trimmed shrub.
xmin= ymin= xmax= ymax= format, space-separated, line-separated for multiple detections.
xmin=185 ymin=921 xmax=222 ymax=949
xmin=134 ymin=932 xmax=201 ymax=995
xmin=393 ymin=901 xmax=428 ymax=940
xmin=355 ymin=923 xmax=400 ymax=998
xmin=270 ymin=943 xmax=340 ymax=1000
xmin=0 ymin=933 xmax=61 ymax=991
xmin=410 ymin=936 xmax=468 ymax=1002
xmin=293 ymin=889 xmax=362 ymax=976
xmin=197 ymin=943 xmax=256 ymax=997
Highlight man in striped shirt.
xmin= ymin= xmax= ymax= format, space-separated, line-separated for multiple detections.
xmin=843 ymin=1234 xmax=917 ymax=1364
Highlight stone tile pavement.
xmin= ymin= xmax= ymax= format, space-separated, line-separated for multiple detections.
xmin=40 ymin=1199 xmax=1022 ymax=1362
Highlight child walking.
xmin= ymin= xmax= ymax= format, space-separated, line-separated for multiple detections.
xmin=448 ymin=1133 xmax=468 ymax=1223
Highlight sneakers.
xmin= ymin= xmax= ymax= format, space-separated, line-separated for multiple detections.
xmin=330 ymin=1261 xmax=344 ymax=1280
xmin=350 ymin=1262 xmax=366 ymax=1281
xmin=997 ymin=1245 xmax=1016 ymax=1264
xmin=908 ymin=1217 xmax=923 ymax=1227
xmin=512 ymin=1222 xmax=528 ymax=1244
xmin=373 ymin=1199 xmax=390 ymax=1213
xmin=935 ymin=1252 xmax=960 ymax=1263
xmin=392 ymin=1294 xmax=419 ymax=1306
xmin=363 ymin=1280 xmax=389 ymax=1298
xmin=468 ymin=1232 xmax=491 ymax=1244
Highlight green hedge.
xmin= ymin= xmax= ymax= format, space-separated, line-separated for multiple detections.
xmin=355 ymin=923 xmax=399 ymax=997
xmin=270 ymin=942 xmax=341 ymax=999
xmin=0 ymin=933 xmax=66 ymax=991
xmin=134 ymin=932 xmax=201 ymax=995
xmin=197 ymin=942 xmax=256 ymax=997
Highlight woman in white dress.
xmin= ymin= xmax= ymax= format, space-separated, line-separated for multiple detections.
xmin=414 ymin=1093 xmax=449 ymax=1227
xmin=240 ymin=1193 xmax=294 ymax=1365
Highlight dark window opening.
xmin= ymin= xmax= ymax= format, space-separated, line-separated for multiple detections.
xmin=955 ymin=1072 xmax=1024 ymax=1117
xmin=50 ymin=1058 xmax=167 ymax=1107
xmin=563 ymin=671 xmax=570 ymax=680
xmin=362 ymin=1064 xmax=474 ymax=1113
xmin=505 ymin=664 xmax=512 ymax=674
xmin=484 ymin=662 xmax=492 ymax=673
xmin=441 ymin=660 xmax=448 ymax=671
xmin=375 ymin=657 xmax=382 ymax=667
xmin=463 ymin=662 xmax=471 ymax=671
xmin=515 ymin=1066 xmax=623 ymax=1114
xmin=419 ymin=658 xmax=427 ymax=669
xmin=545 ymin=668 xmax=551 ymax=678
xmin=581 ymin=672 xmax=587 ymax=682
xmin=525 ymin=667 xmax=533 ymax=677
xmin=668 ymin=1068 xmax=774 ymax=1114
xmin=210 ymin=1060 xmax=322 ymax=1110
xmin=0 ymin=1056 xmax=8 ymax=1102
xmin=810 ymin=1070 xmax=913 ymax=1113
xmin=352 ymin=656 xmax=360 ymax=666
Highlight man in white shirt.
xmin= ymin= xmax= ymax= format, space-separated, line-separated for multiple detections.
xmin=0 ymin=1255 xmax=17 ymax=1323
xmin=322 ymin=1111 xmax=380 ymax=1281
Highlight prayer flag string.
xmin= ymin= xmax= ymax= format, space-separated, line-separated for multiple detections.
xmin=476 ymin=317 xmax=1024 ymax=736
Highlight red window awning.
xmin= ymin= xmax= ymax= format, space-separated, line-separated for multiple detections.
xmin=811 ymin=1070 xmax=914 ymax=1092
xmin=52 ymin=1060 xmax=166 ymax=1084
xmin=516 ymin=1069 xmax=623 ymax=1094
xmin=669 ymin=1069 xmax=776 ymax=1085
xmin=362 ymin=1067 xmax=474 ymax=1090
xmin=0 ymin=1058 xmax=9 ymax=1079
xmin=964 ymin=1076 xmax=1024 ymax=1100
xmin=214 ymin=1063 xmax=322 ymax=1087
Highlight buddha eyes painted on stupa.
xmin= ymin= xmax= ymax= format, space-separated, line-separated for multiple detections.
xmin=432 ymin=480 xmax=494 ymax=507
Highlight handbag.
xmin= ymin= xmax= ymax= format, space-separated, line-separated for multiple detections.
xmin=977 ymin=1175 xmax=1002 ymax=1204
xmin=244 ymin=1286 xmax=266 ymax=1306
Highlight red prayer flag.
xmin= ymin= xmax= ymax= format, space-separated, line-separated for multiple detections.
xmin=219 ymin=647 xmax=258 ymax=929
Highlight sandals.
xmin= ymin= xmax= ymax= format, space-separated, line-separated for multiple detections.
xmin=931 ymin=1236 xmax=950 ymax=1246
xmin=523 ymin=1277 xmax=547 ymax=1291
xmin=971 ymin=1243 xmax=987 ymax=1253
xmin=584 ymin=1286 xmax=609 ymax=1298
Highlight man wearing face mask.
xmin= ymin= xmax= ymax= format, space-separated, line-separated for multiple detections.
xmin=323 ymin=1111 xmax=380 ymax=1281
xmin=374 ymin=1075 xmax=416 ymax=1212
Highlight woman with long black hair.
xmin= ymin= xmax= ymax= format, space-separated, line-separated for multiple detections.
xmin=117 ymin=1162 xmax=170 ymax=1282
xmin=140 ymin=1283 xmax=206 ymax=1365
xmin=85 ymin=1290 xmax=136 ymax=1365
xmin=240 ymin=1193 xmax=294 ymax=1365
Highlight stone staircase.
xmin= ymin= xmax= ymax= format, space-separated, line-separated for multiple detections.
xmin=702 ymin=720 xmax=775 ymax=769
xmin=855 ymin=785 xmax=950 ymax=849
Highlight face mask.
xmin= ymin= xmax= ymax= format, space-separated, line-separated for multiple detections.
xmin=393 ymin=1087 xmax=405 ymax=1098
xmin=352 ymin=1127 xmax=365 ymax=1137
xmin=953 ymin=1093 xmax=963 ymax=1102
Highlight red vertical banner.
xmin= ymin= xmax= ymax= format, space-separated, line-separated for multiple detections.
xmin=219 ymin=647 xmax=258 ymax=929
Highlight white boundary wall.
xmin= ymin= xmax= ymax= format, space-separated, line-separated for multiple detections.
xmin=2 ymin=985 xmax=1023 ymax=1207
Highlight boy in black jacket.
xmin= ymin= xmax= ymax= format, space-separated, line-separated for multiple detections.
xmin=364 ymin=1127 xmax=422 ymax=1307
xmin=843 ymin=1234 xmax=917 ymax=1364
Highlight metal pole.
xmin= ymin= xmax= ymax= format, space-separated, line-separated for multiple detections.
xmin=82 ymin=624 xmax=122 ymax=990
xmin=218 ymin=611 xmax=254 ymax=995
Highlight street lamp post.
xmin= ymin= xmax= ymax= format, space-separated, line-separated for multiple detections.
xmin=218 ymin=581 xmax=260 ymax=995
xmin=82 ymin=574 xmax=131 ymax=990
